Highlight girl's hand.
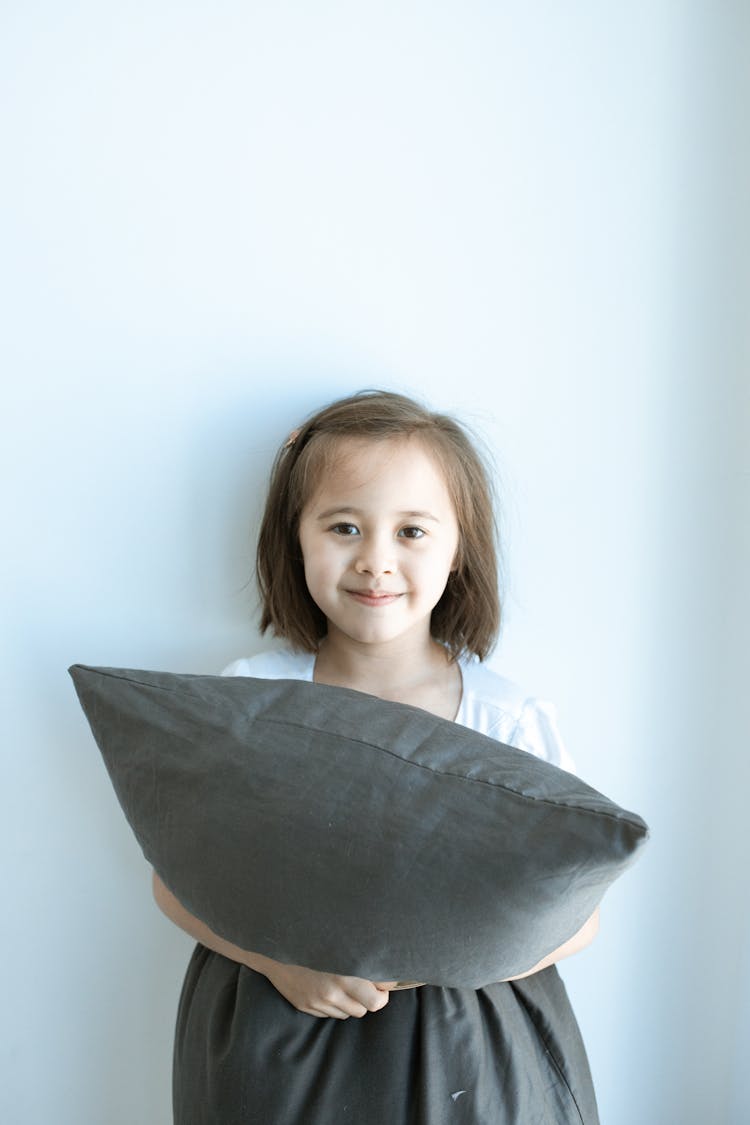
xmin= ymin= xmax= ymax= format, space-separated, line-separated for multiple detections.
xmin=260 ymin=961 xmax=397 ymax=1019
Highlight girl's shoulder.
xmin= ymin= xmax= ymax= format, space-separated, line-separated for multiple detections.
xmin=220 ymin=648 xmax=315 ymax=681
xmin=457 ymin=657 xmax=577 ymax=774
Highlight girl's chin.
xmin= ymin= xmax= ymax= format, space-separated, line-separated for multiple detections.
xmin=325 ymin=622 xmax=433 ymax=650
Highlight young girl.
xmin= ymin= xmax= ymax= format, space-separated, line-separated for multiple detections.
xmin=154 ymin=389 xmax=601 ymax=1124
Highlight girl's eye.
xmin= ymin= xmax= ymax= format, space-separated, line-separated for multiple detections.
xmin=399 ymin=526 xmax=425 ymax=540
xmin=330 ymin=523 xmax=359 ymax=536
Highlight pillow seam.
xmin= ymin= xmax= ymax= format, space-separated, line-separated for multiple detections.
xmin=255 ymin=715 xmax=643 ymax=829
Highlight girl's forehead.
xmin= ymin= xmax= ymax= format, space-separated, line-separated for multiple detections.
xmin=325 ymin=436 xmax=441 ymax=479
xmin=306 ymin=436 xmax=454 ymax=505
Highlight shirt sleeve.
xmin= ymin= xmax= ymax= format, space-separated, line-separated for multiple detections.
xmin=511 ymin=698 xmax=577 ymax=775
xmin=220 ymin=658 xmax=246 ymax=677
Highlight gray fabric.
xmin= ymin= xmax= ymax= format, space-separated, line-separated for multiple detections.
xmin=69 ymin=663 xmax=648 ymax=988
xmin=173 ymin=948 xmax=600 ymax=1124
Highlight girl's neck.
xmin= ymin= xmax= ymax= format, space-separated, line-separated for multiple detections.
xmin=312 ymin=633 xmax=463 ymax=721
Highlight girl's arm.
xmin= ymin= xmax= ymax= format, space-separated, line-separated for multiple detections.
xmin=501 ymin=908 xmax=600 ymax=982
xmin=151 ymin=870 xmax=394 ymax=1019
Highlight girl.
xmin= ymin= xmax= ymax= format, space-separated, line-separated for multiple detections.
xmin=154 ymin=389 xmax=601 ymax=1124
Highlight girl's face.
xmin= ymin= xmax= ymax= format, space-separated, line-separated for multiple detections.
xmin=298 ymin=437 xmax=460 ymax=652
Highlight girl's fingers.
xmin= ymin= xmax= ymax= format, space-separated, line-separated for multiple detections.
xmin=373 ymin=980 xmax=424 ymax=991
xmin=306 ymin=995 xmax=368 ymax=1019
xmin=311 ymin=979 xmax=390 ymax=1018
xmin=365 ymin=987 xmax=389 ymax=1012
xmin=343 ymin=978 xmax=391 ymax=1013
xmin=266 ymin=964 xmax=394 ymax=1018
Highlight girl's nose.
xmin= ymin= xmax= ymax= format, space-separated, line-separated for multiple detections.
xmin=354 ymin=540 xmax=395 ymax=577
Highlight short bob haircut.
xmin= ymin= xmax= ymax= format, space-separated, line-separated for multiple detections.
xmin=256 ymin=389 xmax=502 ymax=661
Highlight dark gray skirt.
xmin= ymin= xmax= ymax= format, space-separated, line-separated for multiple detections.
xmin=173 ymin=946 xmax=599 ymax=1125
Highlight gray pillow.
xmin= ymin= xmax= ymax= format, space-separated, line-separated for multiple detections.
xmin=69 ymin=663 xmax=648 ymax=988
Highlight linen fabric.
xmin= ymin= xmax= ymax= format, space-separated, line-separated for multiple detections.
xmin=69 ymin=661 xmax=648 ymax=988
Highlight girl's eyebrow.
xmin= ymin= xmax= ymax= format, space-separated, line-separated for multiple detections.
xmin=399 ymin=510 xmax=440 ymax=522
xmin=315 ymin=506 xmax=440 ymax=523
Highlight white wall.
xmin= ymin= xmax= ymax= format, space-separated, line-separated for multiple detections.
xmin=2 ymin=3 xmax=747 ymax=1122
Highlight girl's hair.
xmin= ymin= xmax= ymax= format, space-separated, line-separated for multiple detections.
xmin=256 ymin=389 xmax=501 ymax=660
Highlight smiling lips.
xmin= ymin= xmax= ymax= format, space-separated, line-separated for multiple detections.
xmin=347 ymin=589 xmax=403 ymax=606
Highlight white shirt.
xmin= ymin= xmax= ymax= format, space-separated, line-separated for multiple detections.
xmin=222 ymin=649 xmax=576 ymax=774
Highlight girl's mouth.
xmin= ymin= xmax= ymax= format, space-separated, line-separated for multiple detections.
xmin=347 ymin=590 xmax=402 ymax=607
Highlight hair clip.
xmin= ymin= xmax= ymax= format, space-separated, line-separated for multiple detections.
xmin=284 ymin=428 xmax=300 ymax=449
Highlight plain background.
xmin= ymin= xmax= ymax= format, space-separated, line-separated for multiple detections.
xmin=2 ymin=2 xmax=748 ymax=1123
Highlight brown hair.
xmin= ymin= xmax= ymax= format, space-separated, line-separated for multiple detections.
xmin=256 ymin=389 xmax=502 ymax=660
